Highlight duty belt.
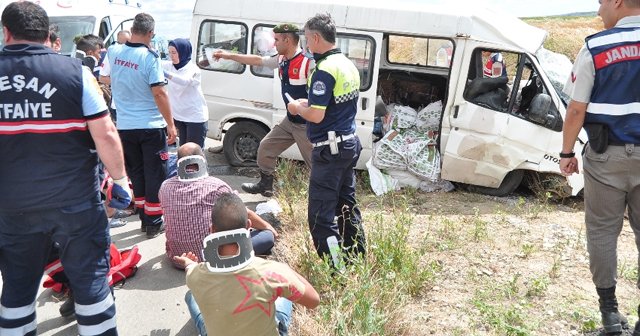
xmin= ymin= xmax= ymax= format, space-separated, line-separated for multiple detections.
xmin=312 ymin=133 xmax=355 ymax=148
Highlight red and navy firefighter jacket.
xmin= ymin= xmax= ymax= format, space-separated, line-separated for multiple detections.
xmin=0 ymin=44 xmax=105 ymax=212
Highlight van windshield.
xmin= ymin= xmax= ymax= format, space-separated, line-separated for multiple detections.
xmin=0 ymin=16 xmax=95 ymax=56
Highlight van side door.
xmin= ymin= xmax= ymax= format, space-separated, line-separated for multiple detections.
xmin=442 ymin=43 xmax=565 ymax=190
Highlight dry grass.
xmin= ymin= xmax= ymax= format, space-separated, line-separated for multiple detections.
xmin=524 ymin=16 xmax=603 ymax=61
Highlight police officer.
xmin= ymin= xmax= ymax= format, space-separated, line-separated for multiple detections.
xmin=561 ymin=0 xmax=640 ymax=334
xmin=108 ymin=13 xmax=177 ymax=238
xmin=288 ymin=13 xmax=366 ymax=268
xmin=214 ymin=23 xmax=314 ymax=197
xmin=0 ymin=2 xmax=131 ymax=335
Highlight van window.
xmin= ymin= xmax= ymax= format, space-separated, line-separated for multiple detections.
xmin=387 ymin=35 xmax=453 ymax=68
xmin=52 ymin=16 xmax=96 ymax=56
xmin=251 ymin=25 xmax=277 ymax=77
xmin=196 ymin=20 xmax=248 ymax=73
xmin=464 ymin=48 xmax=563 ymax=132
xmin=302 ymin=34 xmax=375 ymax=91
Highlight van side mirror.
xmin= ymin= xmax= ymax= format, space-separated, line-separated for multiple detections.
xmin=529 ymin=93 xmax=557 ymax=128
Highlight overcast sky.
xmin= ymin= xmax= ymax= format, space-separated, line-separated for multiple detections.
xmin=143 ymin=0 xmax=600 ymax=40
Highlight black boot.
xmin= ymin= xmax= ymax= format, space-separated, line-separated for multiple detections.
xmin=241 ymin=172 xmax=274 ymax=197
xmin=597 ymin=287 xmax=624 ymax=335
xmin=59 ymin=290 xmax=75 ymax=317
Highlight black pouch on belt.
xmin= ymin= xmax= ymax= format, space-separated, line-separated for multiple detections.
xmin=583 ymin=123 xmax=609 ymax=154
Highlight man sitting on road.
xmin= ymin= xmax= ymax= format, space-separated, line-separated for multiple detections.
xmin=159 ymin=142 xmax=278 ymax=269
xmin=174 ymin=192 xmax=320 ymax=336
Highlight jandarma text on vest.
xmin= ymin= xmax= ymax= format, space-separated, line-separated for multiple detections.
xmin=594 ymin=44 xmax=640 ymax=69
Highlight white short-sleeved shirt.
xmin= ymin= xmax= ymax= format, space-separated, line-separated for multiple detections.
xmin=99 ymin=54 xmax=116 ymax=110
xmin=260 ymin=54 xmax=279 ymax=70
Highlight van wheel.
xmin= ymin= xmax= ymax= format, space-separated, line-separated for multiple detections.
xmin=223 ymin=121 xmax=268 ymax=167
xmin=468 ymin=170 xmax=524 ymax=197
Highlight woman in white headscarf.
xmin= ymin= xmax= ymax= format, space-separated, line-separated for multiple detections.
xmin=162 ymin=38 xmax=209 ymax=148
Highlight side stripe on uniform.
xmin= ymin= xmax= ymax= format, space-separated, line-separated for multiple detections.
xmin=588 ymin=29 xmax=640 ymax=49
xmin=0 ymin=119 xmax=88 ymax=135
xmin=77 ymin=317 xmax=117 ymax=336
xmin=0 ymin=303 xmax=35 ymax=320
xmin=75 ymin=294 xmax=114 ymax=317
xmin=0 ymin=320 xmax=37 ymax=336
xmin=144 ymin=201 xmax=163 ymax=216
xmin=587 ymin=102 xmax=640 ymax=116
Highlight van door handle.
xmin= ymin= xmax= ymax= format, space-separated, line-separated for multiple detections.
xmin=361 ymin=97 xmax=368 ymax=110
xmin=453 ymin=105 xmax=460 ymax=118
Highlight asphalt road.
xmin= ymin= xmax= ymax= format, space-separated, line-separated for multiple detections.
xmin=7 ymin=138 xmax=268 ymax=336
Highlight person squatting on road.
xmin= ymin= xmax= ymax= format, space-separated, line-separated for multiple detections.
xmin=213 ymin=23 xmax=314 ymax=197
xmin=174 ymin=192 xmax=319 ymax=336
xmin=107 ymin=12 xmax=177 ymax=239
xmin=287 ymin=13 xmax=367 ymax=269
xmin=0 ymin=2 xmax=132 ymax=335
xmin=162 ymin=38 xmax=209 ymax=149
xmin=560 ymin=0 xmax=640 ymax=334
xmin=159 ymin=142 xmax=277 ymax=269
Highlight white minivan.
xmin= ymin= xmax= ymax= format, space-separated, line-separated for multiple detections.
xmin=0 ymin=0 xmax=141 ymax=55
xmin=191 ymin=0 xmax=586 ymax=197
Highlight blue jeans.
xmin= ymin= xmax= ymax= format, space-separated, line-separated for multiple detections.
xmin=251 ymin=229 xmax=275 ymax=256
xmin=185 ymin=290 xmax=292 ymax=336
xmin=119 ymin=128 xmax=168 ymax=228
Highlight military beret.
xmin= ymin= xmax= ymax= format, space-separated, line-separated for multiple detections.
xmin=273 ymin=23 xmax=299 ymax=34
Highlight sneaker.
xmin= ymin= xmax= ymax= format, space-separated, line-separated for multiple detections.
xmin=113 ymin=209 xmax=132 ymax=219
xmin=207 ymin=145 xmax=223 ymax=154
xmin=146 ymin=224 xmax=165 ymax=238
xmin=109 ymin=217 xmax=127 ymax=228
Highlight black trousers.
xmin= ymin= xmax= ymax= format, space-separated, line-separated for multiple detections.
xmin=119 ymin=128 xmax=168 ymax=227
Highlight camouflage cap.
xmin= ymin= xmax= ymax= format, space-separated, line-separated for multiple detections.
xmin=273 ymin=23 xmax=300 ymax=34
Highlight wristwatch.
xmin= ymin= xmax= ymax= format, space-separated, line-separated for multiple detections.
xmin=559 ymin=152 xmax=575 ymax=158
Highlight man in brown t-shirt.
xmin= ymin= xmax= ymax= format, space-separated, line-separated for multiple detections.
xmin=174 ymin=192 xmax=319 ymax=335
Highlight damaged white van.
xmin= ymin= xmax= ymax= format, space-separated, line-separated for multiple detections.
xmin=191 ymin=0 xmax=586 ymax=197
xmin=0 ymin=0 xmax=141 ymax=55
